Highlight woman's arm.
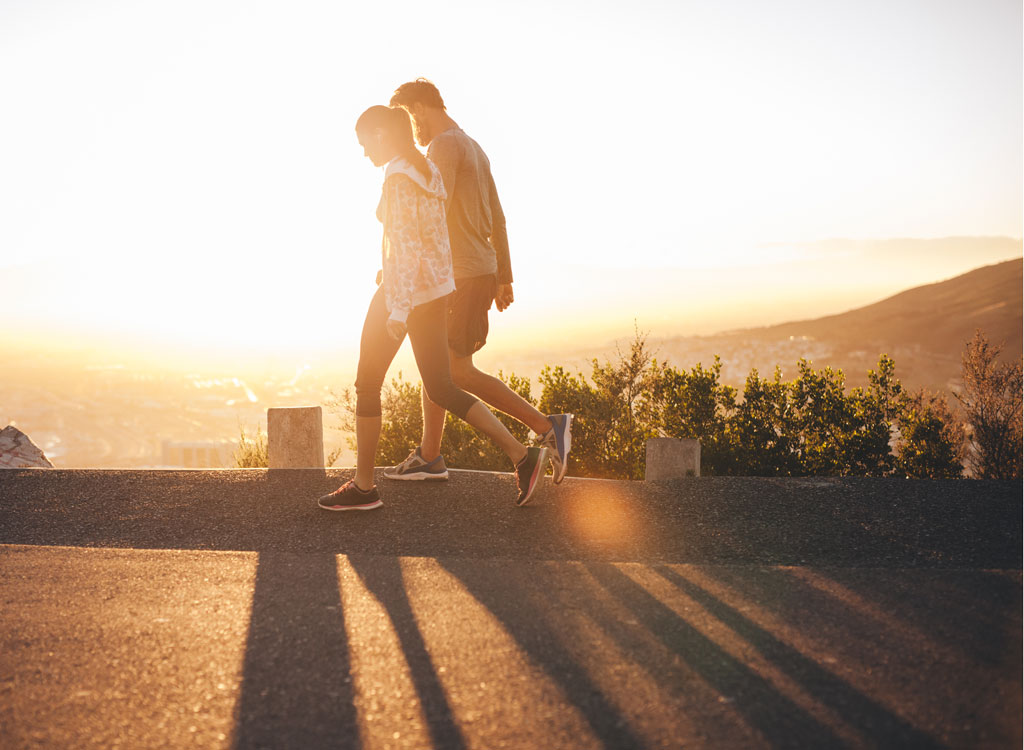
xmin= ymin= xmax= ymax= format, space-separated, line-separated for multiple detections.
xmin=381 ymin=175 xmax=423 ymax=329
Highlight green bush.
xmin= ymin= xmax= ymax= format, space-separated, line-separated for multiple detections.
xmin=320 ymin=330 xmax=992 ymax=480
xmin=539 ymin=332 xmax=661 ymax=479
xmin=896 ymin=390 xmax=964 ymax=478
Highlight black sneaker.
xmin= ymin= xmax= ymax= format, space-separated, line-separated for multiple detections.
xmin=318 ymin=480 xmax=382 ymax=511
xmin=515 ymin=445 xmax=548 ymax=507
xmin=383 ymin=447 xmax=449 ymax=481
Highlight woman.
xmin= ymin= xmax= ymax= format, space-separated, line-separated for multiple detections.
xmin=318 ymin=106 xmax=547 ymax=510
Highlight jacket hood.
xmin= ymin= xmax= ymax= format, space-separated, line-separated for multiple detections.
xmin=384 ymin=156 xmax=446 ymax=200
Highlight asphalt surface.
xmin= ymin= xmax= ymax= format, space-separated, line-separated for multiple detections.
xmin=0 ymin=469 xmax=1021 ymax=749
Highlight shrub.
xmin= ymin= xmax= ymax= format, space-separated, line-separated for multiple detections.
xmin=540 ymin=331 xmax=661 ymax=479
xmin=234 ymin=424 xmax=268 ymax=468
xmin=318 ymin=332 xmax=995 ymax=480
xmin=955 ymin=331 xmax=1023 ymax=479
xmin=654 ymin=357 xmax=740 ymax=475
xmin=730 ymin=367 xmax=801 ymax=476
xmin=896 ymin=390 xmax=964 ymax=478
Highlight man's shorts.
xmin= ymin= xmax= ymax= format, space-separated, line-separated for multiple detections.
xmin=447 ymin=273 xmax=497 ymax=358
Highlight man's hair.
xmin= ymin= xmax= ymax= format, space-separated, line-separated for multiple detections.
xmin=390 ymin=78 xmax=446 ymax=110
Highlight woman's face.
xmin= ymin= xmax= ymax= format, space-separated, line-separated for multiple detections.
xmin=357 ymin=127 xmax=394 ymax=167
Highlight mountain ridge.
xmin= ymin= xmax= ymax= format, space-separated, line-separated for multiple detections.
xmin=652 ymin=258 xmax=1022 ymax=392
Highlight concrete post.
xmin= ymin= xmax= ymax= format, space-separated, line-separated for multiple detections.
xmin=645 ymin=437 xmax=700 ymax=480
xmin=267 ymin=406 xmax=325 ymax=469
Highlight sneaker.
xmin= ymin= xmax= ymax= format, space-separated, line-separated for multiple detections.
xmin=383 ymin=447 xmax=449 ymax=481
xmin=318 ymin=480 xmax=382 ymax=511
xmin=540 ymin=414 xmax=573 ymax=484
xmin=515 ymin=445 xmax=548 ymax=507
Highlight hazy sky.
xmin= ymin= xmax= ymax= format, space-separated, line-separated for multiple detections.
xmin=1 ymin=0 xmax=1021 ymax=359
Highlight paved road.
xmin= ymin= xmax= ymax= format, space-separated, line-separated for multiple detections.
xmin=1 ymin=469 xmax=1021 ymax=749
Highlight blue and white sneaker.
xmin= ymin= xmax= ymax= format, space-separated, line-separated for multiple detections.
xmin=383 ymin=447 xmax=449 ymax=481
xmin=540 ymin=414 xmax=573 ymax=484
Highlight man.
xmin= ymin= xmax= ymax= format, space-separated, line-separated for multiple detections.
xmin=386 ymin=78 xmax=572 ymax=484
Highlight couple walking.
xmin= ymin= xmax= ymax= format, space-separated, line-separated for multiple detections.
xmin=318 ymin=79 xmax=572 ymax=511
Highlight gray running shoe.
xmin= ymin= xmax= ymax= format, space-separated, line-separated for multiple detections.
xmin=540 ymin=414 xmax=573 ymax=484
xmin=515 ymin=445 xmax=548 ymax=506
xmin=383 ymin=447 xmax=449 ymax=481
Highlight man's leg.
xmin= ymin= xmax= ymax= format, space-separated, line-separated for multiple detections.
xmin=413 ymin=274 xmax=571 ymax=481
xmin=406 ymin=295 xmax=547 ymax=505
xmin=420 ymin=350 xmax=553 ymax=462
xmin=450 ymin=353 xmax=553 ymax=436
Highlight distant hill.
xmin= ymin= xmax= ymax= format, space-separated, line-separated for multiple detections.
xmin=653 ymin=259 xmax=1022 ymax=392
xmin=748 ymin=258 xmax=1022 ymax=355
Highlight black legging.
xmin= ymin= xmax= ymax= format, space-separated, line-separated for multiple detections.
xmin=355 ymin=286 xmax=478 ymax=420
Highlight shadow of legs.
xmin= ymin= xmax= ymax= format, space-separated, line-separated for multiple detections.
xmin=584 ymin=562 xmax=845 ymax=749
xmin=348 ymin=555 xmax=467 ymax=750
xmin=439 ymin=558 xmax=645 ymax=749
xmin=234 ymin=552 xmax=360 ymax=750
xmin=652 ymin=565 xmax=942 ymax=749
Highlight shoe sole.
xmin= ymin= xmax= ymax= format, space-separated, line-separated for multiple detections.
xmin=383 ymin=470 xmax=449 ymax=481
xmin=516 ymin=447 xmax=548 ymax=507
xmin=551 ymin=414 xmax=573 ymax=485
xmin=318 ymin=499 xmax=383 ymax=511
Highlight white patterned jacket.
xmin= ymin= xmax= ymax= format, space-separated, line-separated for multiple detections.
xmin=377 ymin=156 xmax=456 ymax=324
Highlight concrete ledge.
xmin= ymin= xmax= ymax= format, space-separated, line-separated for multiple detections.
xmin=646 ymin=437 xmax=701 ymax=480
xmin=267 ymin=406 xmax=324 ymax=469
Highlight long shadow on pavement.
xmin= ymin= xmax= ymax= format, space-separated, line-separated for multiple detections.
xmin=439 ymin=558 xmax=646 ymax=750
xmin=820 ymin=567 xmax=1022 ymax=669
xmin=233 ymin=552 xmax=360 ymax=750
xmin=583 ymin=562 xmax=845 ymax=749
xmin=347 ymin=555 xmax=468 ymax=750
xmin=651 ymin=565 xmax=943 ymax=749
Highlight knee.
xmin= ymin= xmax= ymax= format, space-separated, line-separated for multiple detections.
xmin=422 ymin=381 xmax=457 ymax=413
xmin=354 ymin=375 xmax=383 ymax=418
xmin=424 ymin=381 xmax=476 ymax=421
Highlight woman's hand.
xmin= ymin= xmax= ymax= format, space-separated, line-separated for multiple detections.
xmin=386 ymin=318 xmax=407 ymax=342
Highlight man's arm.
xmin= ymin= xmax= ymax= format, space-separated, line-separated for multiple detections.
xmin=487 ymin=170 xmax=514 ymax=310
xmin=488 ymin=171 xmax=512 ymax=285
xmin=426 ymin=136 xmax=458 ymax=213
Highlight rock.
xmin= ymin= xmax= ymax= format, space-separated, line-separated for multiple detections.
xmin=0 ymin=426 xmax=54 ymax=469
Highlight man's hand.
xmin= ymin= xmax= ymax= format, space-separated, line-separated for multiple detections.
xmin=495 ymin=283 xmax=514 ymax=312
xmin=386 ymin=318 xmax=407 ymax=342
